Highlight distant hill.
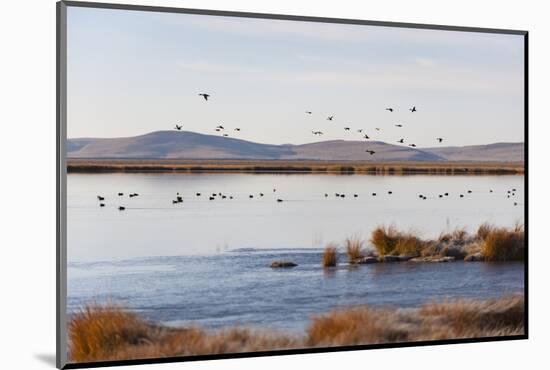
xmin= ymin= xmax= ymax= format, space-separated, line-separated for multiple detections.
xmin=67 ymin=131 xmax=524 ymax=162
xmin=422 ymin=143 xmax=524 ymax=162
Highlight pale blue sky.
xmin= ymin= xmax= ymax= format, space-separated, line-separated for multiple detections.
xmin=67 ymin=7 xmax=524 ymax=146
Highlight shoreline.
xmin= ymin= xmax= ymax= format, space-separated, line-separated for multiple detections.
xmin=67 ymin=158 xmax=525 ymax=175
xmin=68 ymin=295 xmax=524 ymax=363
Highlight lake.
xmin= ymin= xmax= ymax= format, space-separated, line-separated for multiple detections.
xmin=67 ymin=173 xmax=524 ymax=331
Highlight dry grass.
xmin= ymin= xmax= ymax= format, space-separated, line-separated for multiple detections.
xmin=370 ymin=226 xmax=401 ymax=256
xmin=480 ymin=225 xmax=525 ymax=261
xmin=69 ymin=304 xmax=154 ymax=363
xmin=307 ymin=295 xmax=524 ymax=346
xmin=369 ymin=224 xmax=525 ymax=262
xmin=67 ymin=159 xmax=524 ymax=175
xmin=322 ymin=244 xmax=339 ymax=267
xmin=370 ymin=226 xmax=426 ymax=257
xmin=69 ymin=296 xmax=524 ymax=363
xmin=345 ymin=237 xmax=365 ymax=263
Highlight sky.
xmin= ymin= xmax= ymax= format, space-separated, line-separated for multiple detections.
xmin=67 ymin=7 xmax=525 ymax=147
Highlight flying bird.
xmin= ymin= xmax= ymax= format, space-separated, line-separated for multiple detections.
xmin=216 ymin=125 xmax=224 ymax=130
xmin=375 ymin=128 xmax=381 ymax=131
xmin=363 ymin=134 xmax=370 ymax=139
xmin=327 ymin=116 xmax=334 ymax=121
xmin=357 ymin=129 xmax=363 ymax=133
xmin=234 ymin=128 xmax=241 ymax=131
xmin=305 ymin=111 xmax=312 ymax=114
xmin=436 ymin=137 xmax=443 ymax=143
xmin=365 ymin=150 xmax=376 ymax=155
xmin=408 ymin=144 xmax=417 ymax=147
xmin=198 ymin=93 xmax=210 ymax=101
xmin=409 ymin=106 xmax=417 ymax=112
xmin=223 ymin=134 xmax=229 ymax=137
xmin=385 ymin=108 xmax=394 ymax=112
xmin=395 ymin=124 xmax=403 ymax=127
xmin=344 ymin=127 xmax=350 ymax=131
xmin=397 ymin=139 xmax=404 ymax=143
xmin=174 ymin=125 xmax=182 ymax=131
xmin=312 ymin=131 xmax=324 ymax=135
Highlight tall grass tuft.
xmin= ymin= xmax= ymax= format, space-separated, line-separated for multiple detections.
xmin=345 ymin=237 xmax=364 ymax=263
xmin=476 ymin=223 xmax=495 ymax=240
xmin=481 ymin=226 xmax=525 ymax=261
xmin=69 ymin=304 xmax=152 ymax=363
xmin=370 ymin=226 xmax=400 ymax=256
xmin=322 ymin=244 xmax=339 ymax=267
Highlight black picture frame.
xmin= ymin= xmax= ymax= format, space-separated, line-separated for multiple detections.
xmin=56 ymin=1 xmax=528 ymax=368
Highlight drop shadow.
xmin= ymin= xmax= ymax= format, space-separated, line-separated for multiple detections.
xmin=34 ymin=353 xmax=57 ymax=367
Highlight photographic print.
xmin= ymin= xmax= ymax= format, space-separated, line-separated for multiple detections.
xmin=58 ymin=2 xmax=527 ymax=367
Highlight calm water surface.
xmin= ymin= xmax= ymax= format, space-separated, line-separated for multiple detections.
xmin=67 ymin=173 xmax=524 ymax=331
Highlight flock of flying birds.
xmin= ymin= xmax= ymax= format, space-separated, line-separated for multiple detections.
xmin=95 ymin=186 xmax=521 ymax=211
xmin=171 ymin=93 xmax=445 ymax=154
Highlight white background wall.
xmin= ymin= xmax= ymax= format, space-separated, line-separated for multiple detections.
xmin=0 ymin=0 xmax=547 ymax=369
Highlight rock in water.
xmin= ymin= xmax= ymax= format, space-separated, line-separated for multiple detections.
xmin=270 ymin=261 xmax=298 ymax=268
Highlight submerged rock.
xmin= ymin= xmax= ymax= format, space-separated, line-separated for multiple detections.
xmin=354 ymin=256 xmax=379 ymax=264
xmin=379 ymin=255 xmax=402 ymax=262
xmin=464 ymin=252 xmax=484 ymax=262
xmin=409 ymin=256 xmax=456 ymax=263
xmin=270 ymin=261 xmax=298 ymax=268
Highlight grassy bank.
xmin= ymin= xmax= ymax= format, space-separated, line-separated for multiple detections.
xmin=67 ymin=159 xmax=524 ymax=175
xmin=330 ymin=223 xmax=525 ymax=264
xmin=69 ymin=295 xmax=524 ymax=363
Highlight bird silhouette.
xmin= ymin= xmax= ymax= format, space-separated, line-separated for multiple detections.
xmin=198 ymin=93 xmax=210 ymax=101
xmin=375 ymin=128 xmax=381 ymax=131
xmin=365 ymin=150 xmax=375 ymax=155
xmin=223 ymin=134 xmax=229 ymax=137
xmin=363 ymin=134 xmax=370 ymax=139
xmin=385 ymin=108 xmax=394 ymax=112
xmin=409 ymin=106 xmax=417 ymax=112
xmin=99 ymin=203 xmax=105 ymax=207
xmin=216 ymin=125 xmax=224 ymax=130
xmin=175 ymin=125 xmax=182 ymax=131
xmin=118 ymin=193 xmax=123 ymax=196
xmin=97 ymin=196 xmax=105 ymax=201
xmin=277 ymin=199 xmax=283 ymax=202
xmin=118 ymin=206 xmax=125 ymax=211
xmin=395 ymin=124 xmax=403 ymax=127
xmin=357 ymin=129 xmax=363 ymax=133
xmin=305 ymin=111 xmax=312 ymax=114
xmin=397 ymin=139 xmax=404 ymax=143
xmin=344 ymin=127 xmax=350 ymax=131
xmin=436 ymin=138 xmax=443 ymax=143
xmin=408 ymin=144 xmax=417 ymax=147
xmin=312 ymin=131 xmax=324 ymax=135
xmin=327 ymin=116 xmax=334 ymax=121
xmin=234 ymin=128 xmax=241 ymax=131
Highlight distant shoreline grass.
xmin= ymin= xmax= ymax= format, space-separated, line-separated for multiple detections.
xmin=67 ymin=159 xmax=524 ymax=175
xmin=68 ymin=295 xmax=524 ymax=363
